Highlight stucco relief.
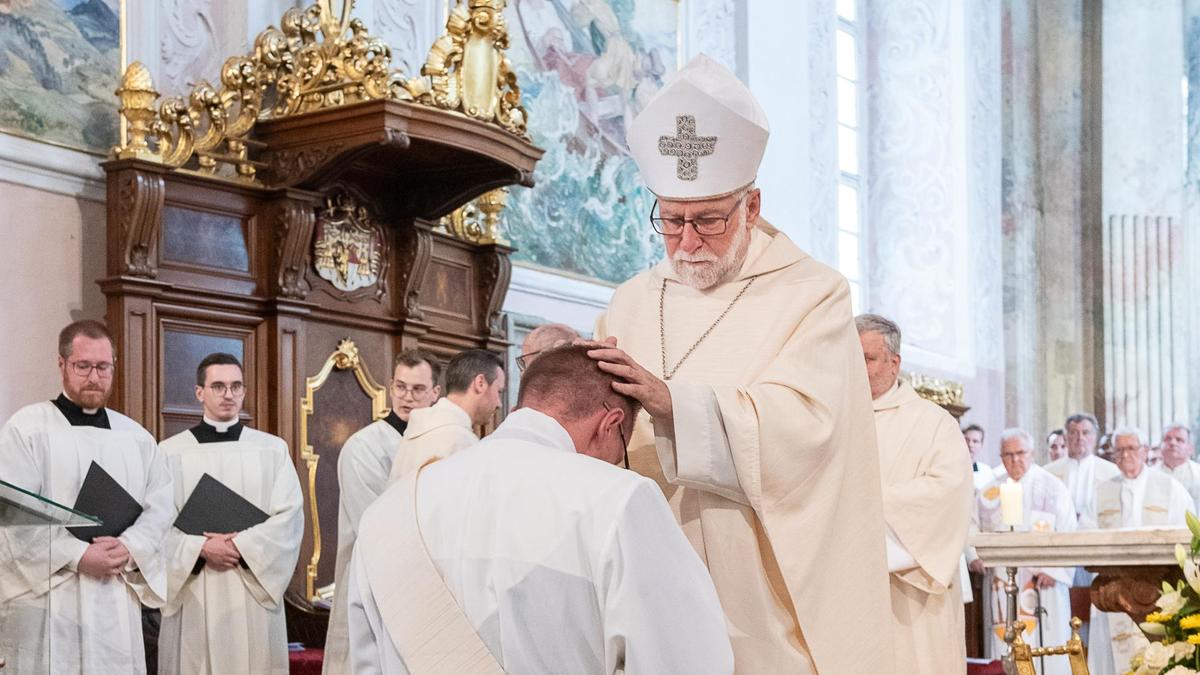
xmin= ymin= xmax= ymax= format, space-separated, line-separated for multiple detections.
xmin=808 ymin=0 xmax=838 ymax=268
xmin=865 ymin=0 xmax=960 ymax=359
xmin=375 ymin=0 xmax=426 ymax=78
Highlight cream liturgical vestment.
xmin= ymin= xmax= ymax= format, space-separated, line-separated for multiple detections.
xmin=325 ymin=412 xmax=408 ymax=675
xmin=157 ymin=420 xmax=304 ymax=675
xmin=0 ymin=395 xmax=173 ymax=674
xmin=1157 ymin=459 xmax=1200 ymax=506
xmin=386 ymin=398 xmax=478 ymax=484
xmin=596 ymin=224 xmax=894 ymax=674
xmin=976 ymin=465 xmax=1077 ymax=675
xmin=346 ymin=409 xmax=733 ymax=675
xmin=872 ymin=380 xmax=972 ymax=674
xmin=1084 ymin=469 xmax=1192 ymax=675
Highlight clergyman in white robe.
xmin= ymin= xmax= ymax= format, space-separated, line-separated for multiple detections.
xmin=157 ymin=418 xmax=304 ymax=674
xmin=976 ymin=464 xmax=1077 ymax=675
xmin=325 ymin=409 xmax=409 ymax=674
xmin=1045 ymin=450 xmax=1121 ymax=520
xmin=1083 ymin=462 xmax=1192 ymax=675
xmin=1158 ymin=458 xmax=1200 ymax=506
xmin=386 ymin=397 xmax=478 ymax=484
xmin=0 ymin=394 xmax=173 ymax=674
xmin=871 ymin=378 xmax=972 ymax=673
xmin=347 ymin=408 xmax=734 ymax=674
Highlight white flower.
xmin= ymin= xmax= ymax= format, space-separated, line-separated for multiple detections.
xmin=1144 ymin=641 xmax=1174 ymax=670
xmin=1173 ymin=640 xmax=1198 ymax=660
xmin=1164 ymin=666 xmax=1199 ymax=675
xmin=1159 ymin=585 xmax=1188 ymax=616
xmin=1185 ymin=556 xmax=1200 ymax=597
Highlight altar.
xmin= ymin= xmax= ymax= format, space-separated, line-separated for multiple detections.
xmin=972 ymin=527 xmax=1192 ymax=673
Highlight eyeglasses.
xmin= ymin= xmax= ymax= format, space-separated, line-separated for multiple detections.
xmin=602 ymin=401 xmax=631 ymax=470
xmin=208 ymin=382 xmax=245 ymax=396
xmin=649 ymin=192 xmax=747 ymax=237
xmin=392 ymin=382 xmax=432 ymax=398
xmin=999 ymin=451 xmax=1030 ymax=460
xmin=516 ymin=350 xmax=540 ymax=372
xmin=68 ymin=360 xmax=115 ymax=378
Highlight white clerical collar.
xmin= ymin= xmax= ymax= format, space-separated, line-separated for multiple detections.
xmin=63 ymin=391 xmax=100 ymax=415
xmin=490 ymin=408 xmax=576 ymax=454
xmin=203 ymin=415 xmax=239 ymax=433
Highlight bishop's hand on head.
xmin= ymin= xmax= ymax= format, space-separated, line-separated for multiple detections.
xmin=585 ymin=345 xmax=673 ymax=422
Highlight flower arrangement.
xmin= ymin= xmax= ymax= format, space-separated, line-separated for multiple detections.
xmin=1128 ymin=513 xmax=1200 ymax=675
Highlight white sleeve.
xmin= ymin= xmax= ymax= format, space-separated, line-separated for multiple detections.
xmin=598 ymin=480 xmax=734 ymax=675
xmin=885 ymin=525 xmax=918 ymax=573
xmin=652 ymin=381 xmax=749 ymax=505
xmin=234 ymin=445 xmax=305 ymax=609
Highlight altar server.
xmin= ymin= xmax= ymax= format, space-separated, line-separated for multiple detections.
xmin=157 ymin=352 xmax=303 ymax=674
xmin=0 ymin=320 xmax=173 ymax=673
xmin=325 ymin=350 xmax=441 ymax=674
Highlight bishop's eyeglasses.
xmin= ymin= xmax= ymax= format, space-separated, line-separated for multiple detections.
xmin=649 ymin=192 xmax=748 ymax=237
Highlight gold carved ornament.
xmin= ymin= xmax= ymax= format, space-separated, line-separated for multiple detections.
xmin=437 ymin=187 xmax=510 ymax=245
xmin=113 ymin=0 xmax=529 ymax=183
xmin=298 ymin=339 xmax=389 ymax=602
xmin=409 ymin=0 xmax=528 ymax=138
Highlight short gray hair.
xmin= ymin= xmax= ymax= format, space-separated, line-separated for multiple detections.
xmin=1110 ymin=426 xmax=1148 ymax=448
xmin=1000 ymin=428 xmax=1035 ymax=450
xmin=854 ymin=314 xmax=901 ymax=356
xmin=1162 ymin=423 xmax=1193 ymax=442
xmin=1065 ymin=412 xmax=1100 ymax=433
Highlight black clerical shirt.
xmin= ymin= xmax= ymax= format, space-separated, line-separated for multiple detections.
xmin=189 ymin=420 xmax=245 ymax=444
xmin=51 ymin=393 xmax=110 ymax=429
xmin=384 ymin=410 xmax=408 ymax=436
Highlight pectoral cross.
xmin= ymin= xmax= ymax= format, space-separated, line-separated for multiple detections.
xmin=657 ymin=114 xmax=717 ymax=181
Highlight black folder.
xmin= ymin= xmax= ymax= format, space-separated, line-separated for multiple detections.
xmin=66 ymin=461 xmax=143 ymax=542
xmin=173 ymin=473 xmax=269 ymax=536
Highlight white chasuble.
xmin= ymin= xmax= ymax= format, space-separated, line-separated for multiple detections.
xmin=157 ymin=423 xmax=303 ymax=675
xmin=347 ymin=409 xmax=733 ymax=675
xmin=872 ymin=381 xmax=973 ymax=674
xmin=325 ymin=415 xmax=406 ymax=675
xmin=1086 ymin=469 xmax=1191 ymax=675
xmin=976 ymin=465 xmax=1077 ymax=674
xmin=595 ymin=223 xmax=894 ymax=674
xmin=0 ymin=399 xmax=172 ymax=674
xmin=386 ymin=398 xmax=478 ymax=484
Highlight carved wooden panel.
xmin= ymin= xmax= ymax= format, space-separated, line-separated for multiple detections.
xmin=161 ymin=205 xmax=251 ymax=273
xmin=422 ymin=259 xmax=474 ymax=322
xmin=158 ymin=319 xmax=256 ymax=436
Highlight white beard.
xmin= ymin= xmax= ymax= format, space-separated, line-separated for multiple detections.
xmin=670 ymin=222 xmax=751 ymax=290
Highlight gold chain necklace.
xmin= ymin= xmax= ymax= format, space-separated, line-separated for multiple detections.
xmin=659 ymin=276 xmax=756 ymax=380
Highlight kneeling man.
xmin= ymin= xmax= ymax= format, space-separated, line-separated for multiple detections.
xmin=348 ymin=345 xmax=733 ymax=674
xmin=157 ymin=352 xmax=303 ymax=674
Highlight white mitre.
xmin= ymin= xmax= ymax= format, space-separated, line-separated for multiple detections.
xmin=627 ymin=53 xmax=770 ymax=201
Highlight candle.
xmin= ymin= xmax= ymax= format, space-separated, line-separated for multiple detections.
xmin=1000 ymin=479 xmax=1023 ymax=527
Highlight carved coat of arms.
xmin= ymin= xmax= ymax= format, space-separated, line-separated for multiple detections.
xmin=313 ymin=193 xmax=384 ymax=293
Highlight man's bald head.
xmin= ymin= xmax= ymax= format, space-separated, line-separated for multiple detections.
xmin=521 ymin=323 xmax=580 ymax=361
xmin=517 ymin=345 xmax=638 ymax=423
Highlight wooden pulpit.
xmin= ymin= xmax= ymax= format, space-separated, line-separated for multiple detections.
xmin=99 ymin=0 xmax=542 ymax=648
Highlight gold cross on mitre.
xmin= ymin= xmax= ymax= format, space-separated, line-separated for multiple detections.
xmin=657 ymin=114 xmax=717 ymax=181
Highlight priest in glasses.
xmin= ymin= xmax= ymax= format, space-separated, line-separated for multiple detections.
xmin=0 ymin=320 xmax=173 ymax=674
xmin=156 ymin=352 xmax=303 ymax=674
